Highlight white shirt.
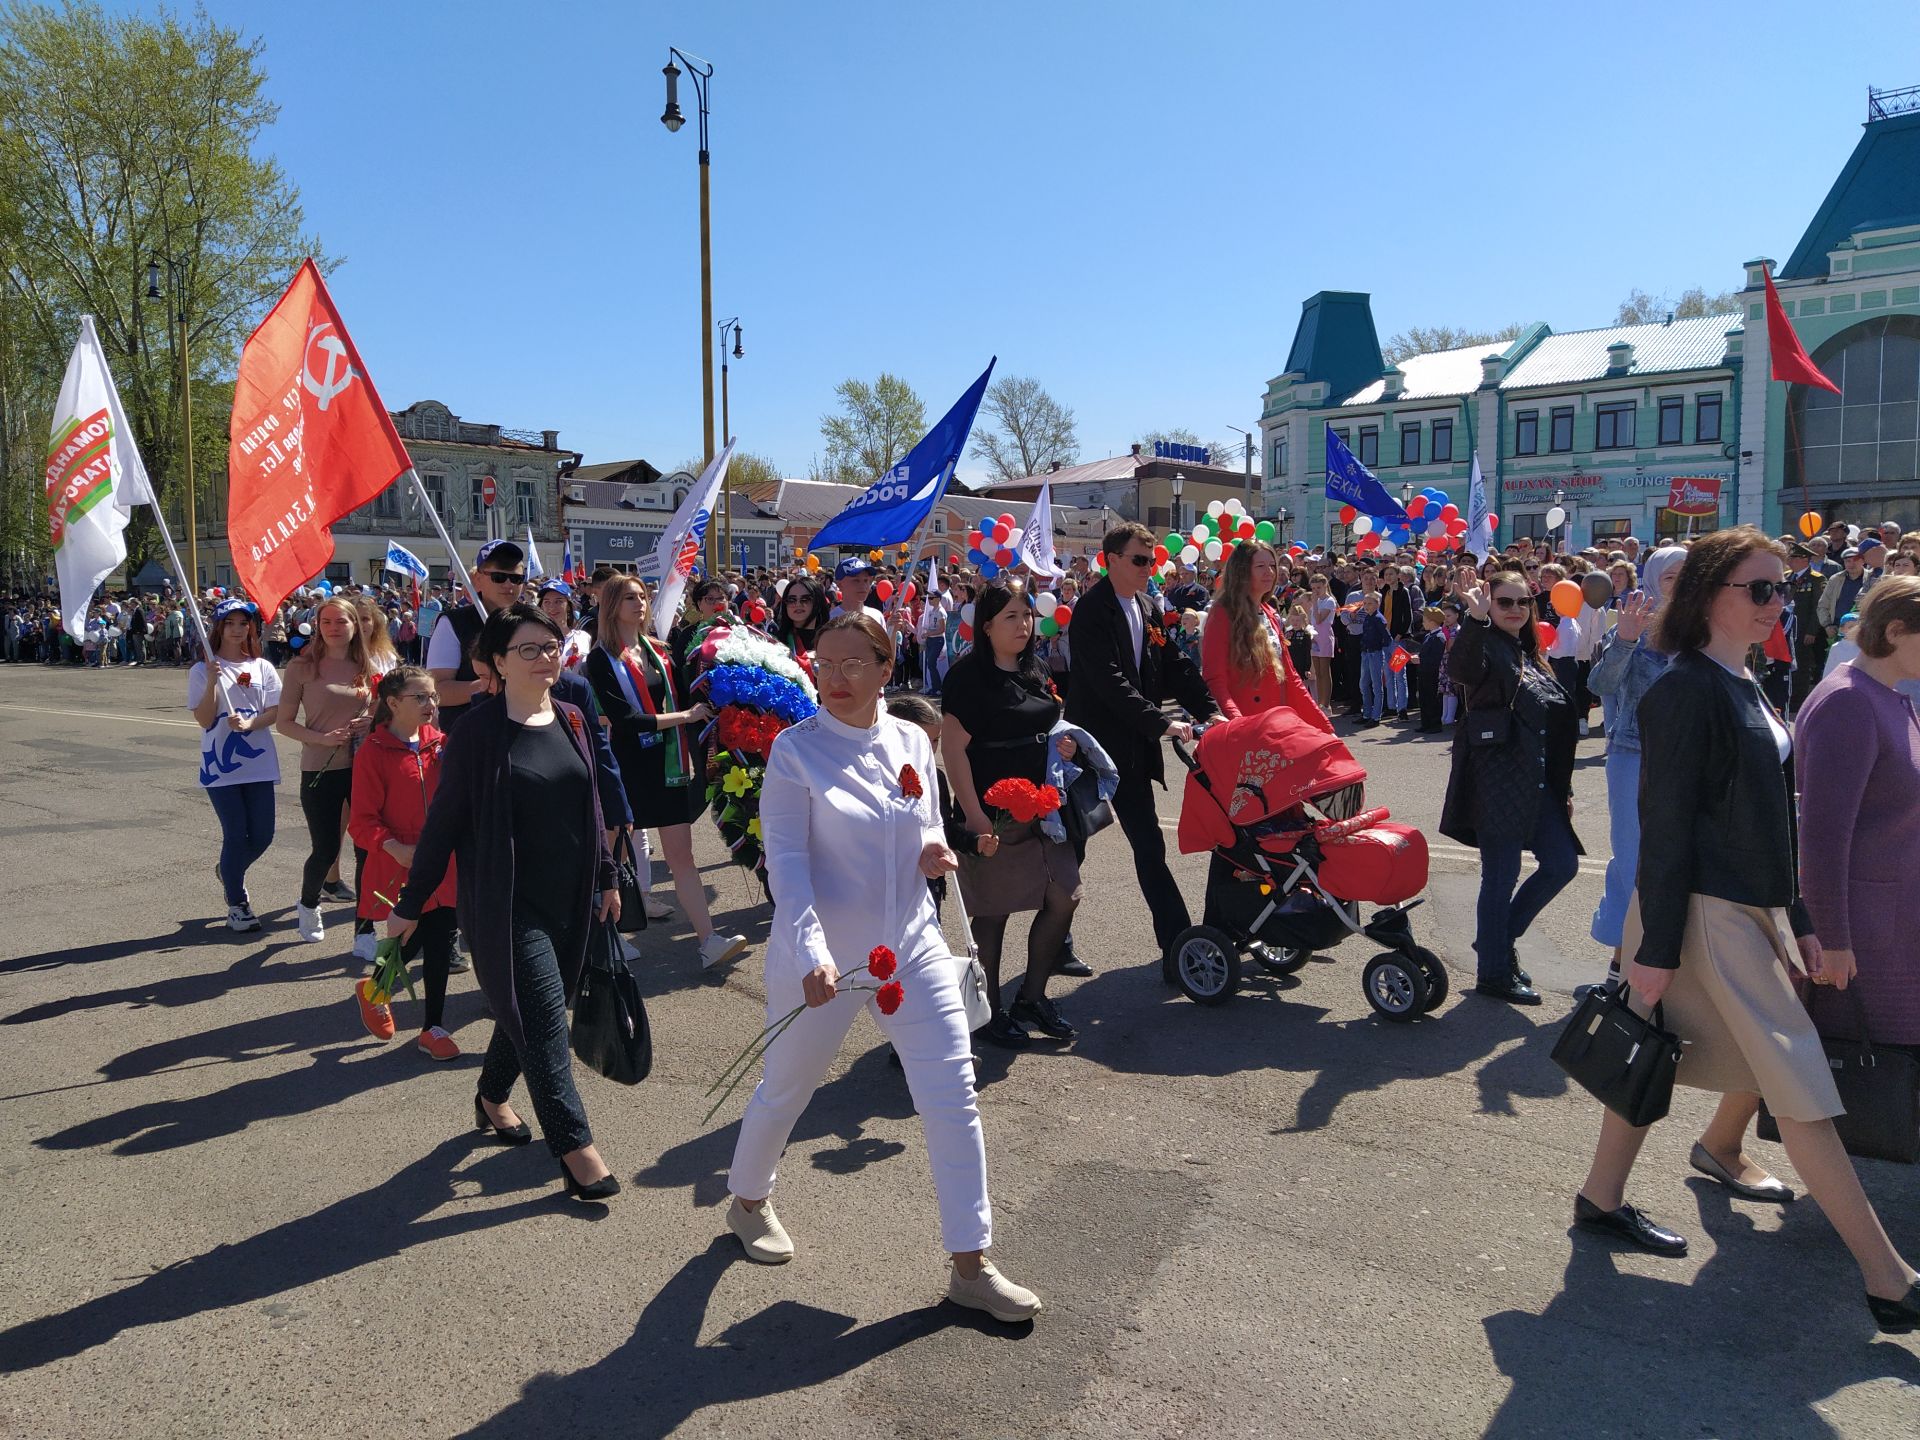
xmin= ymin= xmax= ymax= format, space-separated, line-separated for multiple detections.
xmin=187 ymin=658 xmax=283 ymax=788
xmin=1119 ymin=592 xmax=1144 ymax=666
xmin=759 ymin=709 xmax=947 ymax=985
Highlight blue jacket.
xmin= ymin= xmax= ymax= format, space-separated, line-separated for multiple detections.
xmin=1039 ymin=720 xmax=1119 ymax=844
xmin=1587 ymin=628 xmax=1670 ymax=754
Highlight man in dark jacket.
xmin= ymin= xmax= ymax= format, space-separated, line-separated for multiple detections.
xmin=1066 ymin=522 xmax=1218 ymax=963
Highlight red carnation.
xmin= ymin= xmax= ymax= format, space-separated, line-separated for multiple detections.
xmin=875 ymin=981 xmax=905 ymax=1015
xmin=235 ymin=671 xmax=254 ymax=688
xmin=898 ymin=764 xmax=923 ymax=800
xmin=868 ymin=945 xmax=898 ymax=981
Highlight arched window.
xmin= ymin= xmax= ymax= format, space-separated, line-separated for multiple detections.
xmin=1790 ymin=316 xmax=1920 ymax=493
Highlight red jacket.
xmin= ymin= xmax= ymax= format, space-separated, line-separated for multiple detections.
xmin=350 ymin=724 xmax=456 ymax=919
xmin=1200 ymin=601 xmax=1332 ymax=731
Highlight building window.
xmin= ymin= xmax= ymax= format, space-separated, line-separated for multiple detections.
xmin=1656 ymin=506 xmax=1717 ymax=538
xmin=468 ymin=482 xmax=487 ymax=527
xmin=515 ymin=479 xmax=536 ymax=527
xmin=1591 ymin=518 xmax=1632 ymax=543
xmin=1658 ymin=398 xmax=1684 ymax=446
xmin=1399 ymin=424 xmax=1421 ymax=466
xmin=1146 ymin=505 xmax=1170 ymax=531
xmin=1790 ymin=317 xmax=1920 ymax=494
xmin=421 ymin=473 xmax=447 ymax=520
xmin=373 ymin=487 xmax=399 ymax=520
xmin=1511 ymin=512 xmax=1549 ymax=542
xmin=1432 ymin=420 xmax=1453 ymax=464
xmin=1358 ymin=426 xmax=1379 ymax=467
xmin=930 ymin=513 xmax=947 ymax=535
xmin=1696 ymin=394 xmax=1723 ymax=444
xmin=1549 ymin=406 xmax=1575 ymax=453
xmin=1514 ymin=410 xmax=1539 ymax=456
xmin=1273 ymin=434 xmax=1289 ymax=477
xmin=1595 ymin=402 xmax=1637 ymax=450
xmin=1332 ymin=426 xmax=1350 ymax=453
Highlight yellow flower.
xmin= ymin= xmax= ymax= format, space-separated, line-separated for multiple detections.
xmin=747 ymin=817 xmax=762 ymax=839
xmin=723 ymin=766 xmax=752 ymax=797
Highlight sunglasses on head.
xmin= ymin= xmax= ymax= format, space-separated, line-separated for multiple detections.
xmin=1722 ymin=579 xmax=1786 ymax=605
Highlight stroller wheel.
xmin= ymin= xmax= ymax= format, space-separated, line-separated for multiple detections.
xmin=1412 ymin=946 xmax=1449 ymax=1010
xmin=1252 ymin=943 xmax=1312 ymax=976
xmin=1363 ymin=952 xmax=1429 ymax=1022
xmin=1169 ymin=925 xmax=1241 ymax=1005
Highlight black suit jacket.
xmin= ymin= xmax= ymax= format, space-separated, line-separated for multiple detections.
xmin=1065 ymin=578 xmax=1216 ymax=787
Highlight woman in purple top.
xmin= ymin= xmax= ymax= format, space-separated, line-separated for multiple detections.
xmin=1797 ymin=575 xmax=1920 ymax=1048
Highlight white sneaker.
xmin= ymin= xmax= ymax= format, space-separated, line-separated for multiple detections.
xmin=726 ymin=1197 xmax=794 ymax=1264
xmin=227 ymin=906 xmax=253 ymax=933
xmin=295 ymin=904 xmax=325 ymax=943
xmin=946 ymin=1258 xmax=1042 ymax=1322
xmin=699 ymin=932 xmax=748 ymax=970
xmin=352 ymin=931 xmax=377 ymax=964
xmin=1579 ymin=719 xmax=1590 ymax=737
xmin=644 ymin=894 xmax=675 ymax=921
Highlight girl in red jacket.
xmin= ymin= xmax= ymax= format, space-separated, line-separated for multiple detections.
xmin=350 ymin=666 xmax=460 ymax=1059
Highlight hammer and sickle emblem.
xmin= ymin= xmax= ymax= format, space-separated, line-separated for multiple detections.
xmin=303 ymin=322 xmax=359 ymax=411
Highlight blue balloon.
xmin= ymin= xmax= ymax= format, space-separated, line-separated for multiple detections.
xmin=1410 ymin=517 xmax=1430 ymax=535
xmin=968 ymin=547 xmax=988 ymax=565
xmin=313 ymin=578 xmax=333 ymax=595
xmin=978 ymin=558 xmax=1000 ymax=578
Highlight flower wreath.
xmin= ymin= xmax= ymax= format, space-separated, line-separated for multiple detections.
xmin=689 ymin=620 xmax=819 ymax=875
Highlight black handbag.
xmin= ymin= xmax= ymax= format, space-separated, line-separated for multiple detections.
xmin=571 ymin=922 xmax=652 ymax=1085
xmin=612 ymin=828 xmax=648 ymax=934
xmin=1550 ymin=983 xmax=1684 ymax=1127
xmin=1757 ymin=984 xmax=1920 ymax=1163
xmin=1060 ymin=760 xmax=1115 ymax=847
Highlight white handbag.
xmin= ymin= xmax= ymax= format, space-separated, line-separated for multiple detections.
xmin=946 ymin=878 xmax=994 ymax=1032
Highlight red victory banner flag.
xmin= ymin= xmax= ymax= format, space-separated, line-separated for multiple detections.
xmin=1665 ymin=474 xmax=1722 ymax=518
xmin=1763 ymin=268 xmax=1842 ymax=395
xmin=228 ymin=259 xmax=410 ymax=614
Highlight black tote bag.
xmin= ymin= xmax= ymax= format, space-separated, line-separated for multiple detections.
xmin=1757 ymin=984 xmax=1920 ymax=1164
xmin=1550 ymin=983 xmax=1684 ymax=1128
xmin=571 ymin=922 xmax=653 ymax=1085
xmin=612 ymin=828 xmax=649 ymax=934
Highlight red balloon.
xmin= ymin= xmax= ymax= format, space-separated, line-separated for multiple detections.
xmin=1054 ymin=606 xmax=1073 ymax=628
xmin=748 ymin=603 xmax=768 ymax=623
xmin=991 ymin=524 xmax=1009 ymax=544
xmin=1338 ymin=504 xmax=1358 ymax=525
xmin=1427 ymin=535 xmax=1448 ymax=552
xmin=1439 ymin=503 xmax=1459 ymax=522
xmin=1486 ymin=513 xmax=1499 ymax=530
xmin=998 ymin=512 xmax=1017 ymax=530
xmin=1536 ymin=621 xmax=1557 ymax=649
xmin=950 ymin=551 xmax=964 ymax=566
xmin=1447 ymin=516 xmax=1468 ymax=534
xmin=967 ymin=530 xmax=984 ymax=549
xmin=1406 ymin=497 xmax=1428 ymax=519
xmin=995 ymin=547 xmax=1014 ymax=566
xmin=957 ymin=623 xmax=973 ymax=641
xmin=902 ymin=582 xmax=917 ymax=602
xmin=1154 ymin=544 xmax=1170 ymax=564
xmin=1356 ymin=533 xmax=1381 ymax=553
xmin=875 ymin=579 xmax=895 ymax=601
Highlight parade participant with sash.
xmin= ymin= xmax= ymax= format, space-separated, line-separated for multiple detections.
xmin=188 ymin=599 xmax=282 ymax=933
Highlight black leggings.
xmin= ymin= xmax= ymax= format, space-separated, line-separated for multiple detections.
xmin=400 ymin=907 xmax=457 ymax=1031
xmin=298 ymin=767 xmax=366 ymax=916
xmin=971 ymin=881 xmax=1077 ymax=1013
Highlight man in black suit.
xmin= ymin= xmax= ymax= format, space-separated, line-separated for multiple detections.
xmin=1066 ymin=522 xmax=1219 ymax=965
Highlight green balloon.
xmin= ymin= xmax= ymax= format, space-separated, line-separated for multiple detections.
xmin=1039 ymin=616 xmax=1060 ymax=637
xmin=1254 ymin=520 xmax=1276 ymax=542
xmin=1164 ymin=532 xmax=1183 ymax=553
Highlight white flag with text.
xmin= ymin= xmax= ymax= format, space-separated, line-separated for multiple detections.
xmin=1016 ymin=482 xmax=1061 ymax=577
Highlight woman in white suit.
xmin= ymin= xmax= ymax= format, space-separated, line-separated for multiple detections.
xmin=724 ymin=611 xmax=1042 ymax=1323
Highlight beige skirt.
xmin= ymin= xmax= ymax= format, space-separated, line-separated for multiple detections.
xmin=1621 ymin=891 xmax=1843 ymax=1123
xmin=956 ymin=818 xmax=1082 ymax=918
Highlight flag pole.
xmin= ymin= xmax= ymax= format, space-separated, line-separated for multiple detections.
xmin=143 ymin=492 xmax=228 ymax=713
xmin=405 ymin=468 xmax=485 ymax=620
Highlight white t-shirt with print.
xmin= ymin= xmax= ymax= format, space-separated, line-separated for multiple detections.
xmin=187 ymin=657 xmax=283 ymax=789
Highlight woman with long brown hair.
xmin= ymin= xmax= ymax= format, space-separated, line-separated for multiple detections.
xmin=585 ymin=573 xmax=747 ymax=971
xmin=278 ymin=594 xmax=376 ymax=945
xmin=1201 ymin=540 xmax=1330 ymax=729
xmin=1572 ymin=529 xmax=1920 ymax=1331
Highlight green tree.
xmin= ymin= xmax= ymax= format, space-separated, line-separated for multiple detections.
xmin=1380 ymin=322 xmax=1527 ymax=366
xmin=819 ymin=373 xmax=925 ymax=486
xmin=969 ymin=375 xmax=1079 ymax=483
xmin=0 ymin=1 xmax=325 ymax=581
xmin=1615 ymin=287 xmax=1740 ymax=325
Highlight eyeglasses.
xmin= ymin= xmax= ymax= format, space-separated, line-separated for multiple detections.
xmin=1722 ymin=579 xmax=1786 ymax=605
xmin=397 ymin=690 xmax=437 ymax=705
xmin=479 ymin=571 xmax=527 ymax=586
xmin=1492 ymin=597 xmax=1530 ymax=611
xmin=814 ymin=657 xmax=881 ymax=680
xmin=1122 ymin=553 xmax=1154 ymax=568
xmin=506 ymin=640 xmax=563 ymax=661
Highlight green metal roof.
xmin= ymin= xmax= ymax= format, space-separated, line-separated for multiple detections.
xmin=1782 ymin=109 xmax=1920 ymax=280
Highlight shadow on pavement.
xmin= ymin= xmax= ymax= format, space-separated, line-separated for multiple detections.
xmin=0 ymin=1137 xmax=583 ymax=1374
xmin=464 ymin=1237 xmax=1020 ymax=1438
xmin=0 ymin=917 xmax=252 ymax=978
xmin=1 ymin=937 xmax=346 ymax=1025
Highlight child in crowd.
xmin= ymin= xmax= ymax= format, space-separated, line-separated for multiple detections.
xmin=1416 ymin=606 xmax=1448 ymax=733
xmin=1285 ymin=604 xmax=1314 ymax=682
xmin=1344 ymin=593 xmax=1393 ymax=727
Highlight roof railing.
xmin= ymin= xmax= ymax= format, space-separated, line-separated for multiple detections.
xmin=1867 ymin=83 xmax=1920 ymax=122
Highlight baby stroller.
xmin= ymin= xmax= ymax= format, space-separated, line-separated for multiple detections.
xmin=1168 ymin=707 xmax=1443 ymax=1020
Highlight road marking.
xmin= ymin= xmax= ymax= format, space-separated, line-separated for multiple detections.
xmin=0 ymin=702 xmax=198 ymax=730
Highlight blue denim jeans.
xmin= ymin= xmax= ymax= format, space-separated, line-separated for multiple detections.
xmin=206 ymin=781 xmax=276 ymax=906
xmin=1360 ymin=650 xmax=1387 ymax=719
xmin=1385 ymin=656 xmax=1408 ymax=712
xmin=478 ymin=919 xmax=592 ymax=1157
xmin=1474 ymin=799 xmax=1580 ymax=984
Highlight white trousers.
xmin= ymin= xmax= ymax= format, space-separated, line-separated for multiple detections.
xmin=727 ymin=947 xmax=993 ymax=1253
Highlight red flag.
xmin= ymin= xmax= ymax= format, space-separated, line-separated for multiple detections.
xmin=1763 ymin=269 xmax=1842 ymax=395
xmin=228 ymin=260 xmax=411 ymax=615
xmin=1764 ymin=617 xmax=1793 ymax=665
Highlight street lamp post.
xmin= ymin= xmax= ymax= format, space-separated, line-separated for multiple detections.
xmin=146 ymin=257 xmax=195 ymax=591
xmin=718 ymin=317 xmax=742 ymax=568
xmin=1169 ymin=471 xmax=1185 ymax=539
xmin=662 ymin=47 xmax=717 ymax=569
xmin=1226 ymin=424 xmax=1256 ymax=507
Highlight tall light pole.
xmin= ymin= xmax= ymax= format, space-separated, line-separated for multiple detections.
xmin=1226 ymin=424 xmax=1256 ymax=507
xmin=146 ymin=256 xmax=195 ymax=590
xmin=662 ymin=48 xmax=717 ymax=570
xmin=718 ymin=316 xmax=741 ymax=568
xmin=1170 ymin=471 xmax=1185 ymax=540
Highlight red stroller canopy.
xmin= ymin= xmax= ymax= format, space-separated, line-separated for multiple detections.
xmin=1177 ymin=708 xmax=1367 ymax=856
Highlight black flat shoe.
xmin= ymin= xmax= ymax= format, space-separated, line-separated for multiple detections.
xmin=1010 ymin=996 xmax=1077 ymax=1041
xmin=559 ymin=1156 xmax=620 ymax=1202
xmin=1055 ymin=956 xmax=1094 ymax=978
xmin=1867 ymin=1282 xmax=1920 ymax=1334
xmin=980 ymin=1009 xmax=1030 ymax=1049
xmin=473 ymin=1093 xmax=533 ymax=1146
xmin=1574 ymin=1194 xmax=1688 ymax=1256
xmin=1473 ymin=976 xmax=1543 ymax=1006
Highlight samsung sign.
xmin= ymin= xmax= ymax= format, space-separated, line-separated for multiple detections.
xmin=1153 ymin=439 xmax=1212 ymax=465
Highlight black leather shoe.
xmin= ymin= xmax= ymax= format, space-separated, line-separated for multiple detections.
xmin=980 ymin=1009 xmax=1030 ymax=1049
xmin=1574 ymin=1194 xmax=1688 ymax=1256
xmin=1867 ymin=1281 xmax=1920 ymax=1334
xmin=558 ymin=1156 xmax=620 ymax=1202
xmin=474 ymin=1093 xmax=533 ymax=1145
xmin=1056 ymin=956 xmax=1094 ymax=978
xmin=1572 ymin=979 xmax=1618 ymax=1004
xmin=1011 ymin=996 xmax=1077 ymax=1040
xmin=1473 ymin=976 xmax=1543 ymax=1006
xmin=1508 ymin=948 xmax=1533 ymax=988
xmin=1689 ymin=1142 xmax=1795 ymax=1203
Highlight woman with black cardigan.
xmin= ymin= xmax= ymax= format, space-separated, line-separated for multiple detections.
xmin=1439 ymin=571 xmax=1580 ymax=1006
xmin=1573 ymin=528 xmax=1920 ymax=1331
xmin=388 ymin=604 xmax=622 ymax=1201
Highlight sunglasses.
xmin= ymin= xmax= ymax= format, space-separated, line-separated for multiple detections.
xmin=1493 ymin=596 xmax=1530 ymax=611
xmin=1722 ymin=579 xmax=1786 ymax=605
xmin=480 ymin=570 xmax=527 ymax=585
xmin=1122 ymin=553 xmax=1154 ymax=568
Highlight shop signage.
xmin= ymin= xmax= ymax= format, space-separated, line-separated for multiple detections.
xmin=1502 ymin=474 xmax=1605 ymax=493
xmin=1666 ymin=476 xmax=1723 ymax=517
xmin=1154 ymin=439 xmax=1212 ymax=465
xmin=581 ymin=525 xmax=662 ymax=578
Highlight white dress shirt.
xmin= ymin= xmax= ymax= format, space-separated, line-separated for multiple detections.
xmin=1120 ymin=592 xmax=1144 ymax=667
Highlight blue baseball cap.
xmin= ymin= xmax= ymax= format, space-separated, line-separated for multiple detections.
xmin=211 ymin=598 xmax=258 ymax=625
xmin=536 ymin=578 xmax=573 ymax=599
xmin=834 ymin=557 xmax=875 ymax=581
xmin=473 ymin=539 xmax=525 ymax=571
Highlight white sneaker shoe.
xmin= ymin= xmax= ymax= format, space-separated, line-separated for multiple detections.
xmin=946 ymin=1259 xmax=1042 ymax=1322
xmin=644 ymin=894 xmax=676 ymax=921
xmin=227 ymin=905 xmax=253 ymax=933
xmin=726 ymin=1197 xmax=794 ymax=1264
xmin=352 ymin=931 xmax=377 ymax=964
xmin=699 ymin=932 xmax=748 ymax=970
xmin=295 ymin=904 xmax=325 ymax=943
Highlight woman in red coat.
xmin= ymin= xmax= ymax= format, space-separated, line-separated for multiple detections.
xmin=349 ymin=666 xmax=461 ymax=1059
xmin=1201 ymin=540 xmax=1332 ymax=731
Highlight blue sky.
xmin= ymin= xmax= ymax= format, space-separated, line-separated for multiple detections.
xmin=121 ymin=0 xmax=1920 ymax=484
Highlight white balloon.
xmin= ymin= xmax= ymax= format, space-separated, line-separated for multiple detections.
xmin=1353 ymin=515 xmax=1375 ymax=536
xmin=1207 ymin=500 xmax=1226 ymax=518
xmin=1225 ymin=497 xmax=1246 ymax=515
xmin=1546 ymin=505 xmax=1568 ymax=529
xmin=1204 ymin=539 xmax=1224 ymax=562
xmin=1035 ymin=590 xmax=1060 ymax=617
xmin=298 ymin=621 xmax=313 ymax=635
xmin=1180 ymin=544 xmax=1201 ymax=564
xmin=1375 ymin=539 xmax=1398 ymax=556
xmin=960 ymin=603 xmax=975 ymax=624
xmin=1191 ymin=524 xmax=1210 ymax=545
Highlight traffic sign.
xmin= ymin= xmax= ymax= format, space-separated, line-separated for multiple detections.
xmin=480 ymin=476 xmax=497 ymax=508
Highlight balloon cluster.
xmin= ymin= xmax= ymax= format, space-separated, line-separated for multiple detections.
xmin=966 ymin=512 xmax=1023 ymax=578
xmin=1113 ymin=497 xmax=1277 ymax=583
xmin=1034 ymin=588 xmax=1074 ymax=637
xmin=1337 ymin=487 xmax=1496 ymax=559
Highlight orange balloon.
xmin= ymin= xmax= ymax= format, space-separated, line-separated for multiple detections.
xmin=1798 ymin=511 xmax=1824 ymax=539
xmin=1551 ymin=579 xmax=1585 ymax=619
xmin=805 ymin=554 xmax=820 ymax=572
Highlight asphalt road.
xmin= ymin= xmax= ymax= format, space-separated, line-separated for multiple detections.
xmin=2 ymin=665 xmax=1918 ymax=1439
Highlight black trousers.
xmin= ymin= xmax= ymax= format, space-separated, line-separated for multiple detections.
xmin=478 ymin=917 xmax=591 ymax=1158
xmin=1417 ymin=662 xmax=1443 ymax=730
xmin=400 ymin=907 xmax=457 ymax=1031
xmin=299 ymin=767 xmax=352 ymax=909
xmin=1111 ymin=765 xmax=1190 ymax=955
xmin=1790 ymin=634 xmax=1828 ymax=715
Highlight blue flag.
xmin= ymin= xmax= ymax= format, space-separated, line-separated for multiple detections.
xmin=1324 ymin=429 xmax=1410 ymax=525
xmin=809 ymin=359 xmax=996 ymax=550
